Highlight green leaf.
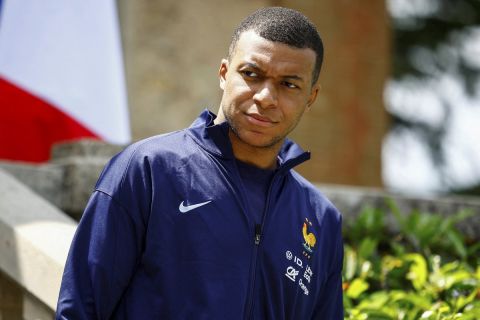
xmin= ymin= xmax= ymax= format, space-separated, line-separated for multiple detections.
xmin=387 ymin=198 xmax=407 ymax=228
xmin=382 ymin=255 xmax=403 ymax=273
xmin=449 ymin=209 xmax=475 ymax=225
xmin=420 ymin=310 xmax=434 ymax=319
xmin=404 ymin=253 xmax=428 ymax=290
xmin=358 ymin=237 xmax=378 ymax=260
xmin=454 ymin=288 xmax=478 ymax=311
xmin=390 ymin=290 xmax=432 ymax=309
xmin=346 ymin=278 xmax=370 ymax=299
xmin=356 ymin=291 xmax=390 ymax=309
xmin=344 ymin=245 xmax=358 ymax=281
xmin=446 ymin=230 xmax=467 ymax=259
xmin=444 ymin=270 xmax=474 ymax=289
xmin=360 ymin=261 xmax=373 ymax=279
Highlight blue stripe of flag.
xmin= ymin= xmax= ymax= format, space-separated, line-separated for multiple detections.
xmin=0 ymin=0 xmax=4 ymax=27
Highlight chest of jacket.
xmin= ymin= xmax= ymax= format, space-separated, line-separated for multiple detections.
xmin=132 ymin=152 xmax=329 ymax=318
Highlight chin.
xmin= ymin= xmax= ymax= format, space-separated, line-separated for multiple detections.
xmin=240 ymin=133 xmax=282 ymax=149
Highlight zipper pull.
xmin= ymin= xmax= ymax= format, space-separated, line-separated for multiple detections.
xmin=254 ymin=224 xmax=261 ymax=245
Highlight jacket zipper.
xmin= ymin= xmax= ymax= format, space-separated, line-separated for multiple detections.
xmin=245 ymin=173 xmax=280 ymax=318
xmin=254 ymin=224 xmax=261 ymax=245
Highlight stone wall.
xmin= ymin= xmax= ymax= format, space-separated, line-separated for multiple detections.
xmin=319 ymin=184 xmax=480 ymax=241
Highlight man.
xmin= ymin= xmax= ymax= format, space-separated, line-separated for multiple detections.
xmin=56 ymin=7 xmax=343 ymax=319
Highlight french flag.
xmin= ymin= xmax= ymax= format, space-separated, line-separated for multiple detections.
xmin=0 ymin=0 xmax=130 ymax=162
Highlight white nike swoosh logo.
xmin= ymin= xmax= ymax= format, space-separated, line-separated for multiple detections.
xmin=179 ymin=200 xmax=212 ymax=213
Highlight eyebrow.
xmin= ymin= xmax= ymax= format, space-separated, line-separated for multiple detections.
xmin=239 ymin=62 xmax=305 ymax=82
xmin=239 ymin=62 xmax=263 ymax=72
xmin=283 ymin=75 xmax=303 ymax=82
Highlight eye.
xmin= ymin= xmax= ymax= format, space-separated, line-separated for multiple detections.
xmin=242 ymin=70 xmax=258 ymax=78
xmin=282 ymin=81 xmax=299 ymax=89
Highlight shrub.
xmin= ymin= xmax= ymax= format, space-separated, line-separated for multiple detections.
xmin=342 ymin=202 xmax=480 ymax=319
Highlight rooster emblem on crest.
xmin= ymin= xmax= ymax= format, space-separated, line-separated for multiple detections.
xmin=302 ymin=218 xmax=316 ymax=253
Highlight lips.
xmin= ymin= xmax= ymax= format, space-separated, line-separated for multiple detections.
xmin=245 ymin=113 xmax=277 ymax=127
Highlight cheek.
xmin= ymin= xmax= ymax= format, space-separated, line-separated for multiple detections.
xmin=224 ymin=80 xmax=253 ymax=105
xmin=281 ymin=98 xmax=309 ymax=122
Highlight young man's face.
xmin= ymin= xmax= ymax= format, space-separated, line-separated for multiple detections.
xmin=218 ymin=30 xmax=319 ymax=151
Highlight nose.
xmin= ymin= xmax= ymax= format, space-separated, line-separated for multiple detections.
xmin=253 ymin=81 xmax=278 ymax=108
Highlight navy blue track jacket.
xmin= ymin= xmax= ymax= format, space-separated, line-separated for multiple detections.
xmin=56 ymin=110 xmax=344 ymax=319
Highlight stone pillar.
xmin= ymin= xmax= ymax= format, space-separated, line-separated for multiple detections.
xmin=0 ymin=169 xmax=77 ymax=317
xmin=0 ymin=272 xmax=22 ymax=320
xmin=0 ymin=271 xmax=55 ymax=320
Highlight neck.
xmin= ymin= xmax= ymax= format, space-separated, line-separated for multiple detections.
xmin=227 ymin=129 xmax=281 ymax=170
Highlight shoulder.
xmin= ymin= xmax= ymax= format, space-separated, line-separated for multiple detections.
xmin=288 ymin=170 xmax=342 ymax=225
xmin=95 ymin=129 xmax=195 ymax=194
xmin=121 ymin=129 xmax=192 ymax=162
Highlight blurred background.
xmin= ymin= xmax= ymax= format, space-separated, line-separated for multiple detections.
xmin=384 ymin=0 xmax=480 ymax=195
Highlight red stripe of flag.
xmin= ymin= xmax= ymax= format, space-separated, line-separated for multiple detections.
xmin=0 ymin=77 xmax=100 ymax=162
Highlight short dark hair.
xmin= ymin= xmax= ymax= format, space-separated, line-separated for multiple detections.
xmin=229 ymin=7 xmax=324 ymax=85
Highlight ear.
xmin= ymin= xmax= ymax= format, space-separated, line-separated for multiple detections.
xmin=306 ymin=83 xmax=321 ymax=112
xmin=219 ymin=59 xmax=229 ymax=90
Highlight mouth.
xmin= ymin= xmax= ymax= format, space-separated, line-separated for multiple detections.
xmin=245 ymin=113 xmax=277 ymax=127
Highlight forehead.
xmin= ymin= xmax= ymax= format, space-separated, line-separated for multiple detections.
xmin=231 ymin=31 xmax=316 ymax=79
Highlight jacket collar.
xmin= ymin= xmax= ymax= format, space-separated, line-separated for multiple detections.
xmin=187 ymin=109 xmax=310 ymax=172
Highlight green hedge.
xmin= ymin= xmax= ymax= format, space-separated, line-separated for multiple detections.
xmin=342 ymin=201 xmax=480 ymax=319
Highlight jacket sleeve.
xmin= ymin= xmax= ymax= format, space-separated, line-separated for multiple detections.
xmin=312 ymin=210 xmax=344 ymax=320
xmin=56 ymin=190 xmax=145 ymax=319
xmin=56 ymin=145 xmax=152 ymax=319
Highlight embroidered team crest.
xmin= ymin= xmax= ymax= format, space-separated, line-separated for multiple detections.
xmin=282 ymin=218 xmax=316 ymax=296
xmin=302 ymin=218 xmax=316 ymax=259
